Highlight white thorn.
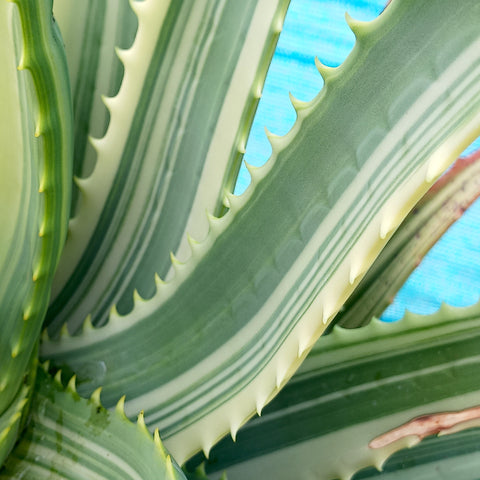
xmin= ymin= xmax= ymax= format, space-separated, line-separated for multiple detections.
xmin=314 ymin=56 xmax=336 ymax=82
xmin=345 ymin=11 xmax=367 ymax=38
xmin=322 ymin=303 xmax=333 ymax=324
xmin=349 ymin=262 xmax=361 ymax=285
xmin=288 ymin=91 xmax=308 ymax=111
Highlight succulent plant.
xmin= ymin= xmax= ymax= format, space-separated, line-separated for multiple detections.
xmin=1 ymin=0 xmax=480 ymax=478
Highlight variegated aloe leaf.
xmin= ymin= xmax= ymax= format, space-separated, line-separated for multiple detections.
xmin=53 ymin=0 xmax=138 ymax=212
xmin=0 ymin=348 xmax=37 ymax=467
xmin=0 ymin=0 xmax=72 ymax=458
xmin=352 ymin=426 xmax=480 ymax=479
xmin=334 ymin=148 xmax=480 ymax=329
xmin=42 ymin=0 xmax=480 ymax=464
xmin=190 ymin=302 xmax=480 ymax=480
xmin=0 ymin=366 xmax=186 ymax=480
xmin=46 ymin=0 xmax=290 ymax=332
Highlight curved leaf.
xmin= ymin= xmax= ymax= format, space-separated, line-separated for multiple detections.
xmin=42 ymin=0 xmax=480 ymax=463
xmin=53 ymin=0 xmax=138 ymax=211
xmin=334 ymin=149 xmax=480 ymax=329
xmin=0 ymin=0 xmax=72 ymax=449
xmin=47 ymin=0 xmax=290 ymax=331
xmin=0 ymin=366 xmax=186 ymax=480
xmin=190 ymin=302 xmax=480 ymax=479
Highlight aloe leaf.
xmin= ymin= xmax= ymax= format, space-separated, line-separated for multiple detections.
xmin=53 ymin=0 xmax=138 ymax=211
xmin=0 ymin=348 xmax=37 ymax=467
xmin=0 ymin=366 xmax=186 ymax=480
xmin=188 ymin=302 xmax=480 ymax=480
xmin=353 ymin=427 xmax=480 ymax=479
xmin=46 ymin=0 xmax=290 ymax=332
xmin=334 ymin=149 xmax=480 ymax=329
xmin=42 ymin=0 xmax=480 ymax=463
xmin=0 ymin=0 xmax=72 ymax=445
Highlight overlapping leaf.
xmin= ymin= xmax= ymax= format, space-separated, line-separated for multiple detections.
xmin=189 ymin=302 xmax=480 ymax=479
xmin=42 ymin=0 xmax=480 ymax=464
xmin=0 ymin=0 xmax=72 ymax=462
xmin=0 ymin=366 xmax=186 ymax=479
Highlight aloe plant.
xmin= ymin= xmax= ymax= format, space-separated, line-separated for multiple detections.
xmin=1 ymin=0 xmax=480 ymax=478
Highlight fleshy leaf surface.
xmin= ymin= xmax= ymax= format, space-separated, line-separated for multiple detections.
xmin=191 ymin=302 xmax=480 ymax=479
xmin=334 ymin=149 xmax=480 ymax=329
xmin=0 ymin=366 xmax=186 ymax=480
xmin=0 ymin=0 xmax=72 ymax=460
xmin=42 ymin=0 xmax=480 ymax=463
xmin=47 ymin=0 xmax=290 ymax=331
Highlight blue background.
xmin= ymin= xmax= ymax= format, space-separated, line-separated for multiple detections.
xmin=235 ymin=0 xmax=480 ymax=322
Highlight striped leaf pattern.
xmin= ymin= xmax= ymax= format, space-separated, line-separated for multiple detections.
xmin=0 ymin=0 xmax=72 ymax=462
xmin=334 ymin=149 xmax=480 ymax=329
xmin=42 ymin=0 xmax=480 ymax=464
xmin=190 ymin=302 xmax=480 ymax=479
xmin=0 ymin=366 xmax=187 ymax=479
xmin=53 ymin=0 xmax=138 ymax=211
xmin=46 ymin=0 xmax=290 ymax=332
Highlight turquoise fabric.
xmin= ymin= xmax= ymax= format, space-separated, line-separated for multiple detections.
xmin=237 ymin=0 xmax=480 ymax=321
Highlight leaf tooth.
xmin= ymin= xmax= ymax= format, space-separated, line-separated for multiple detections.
xmin=223 ymin=190 xmax=245 ymax=214
xmin=201 ymin=441 xmax=213 ymax=460
xmin=11 ymin=343 xmax=21 ymax=359
xmin=349 ymin=260 xmax=363 ymax=285
xmin=255 ymin=390 xmax=270 ymax=416
xmin=72 ymin=175 xmax=86 ymax=190
xmin=229 ymin=417 xmax=242 ymax=442
xmin=288 ymin=91 xmax=309 ymax=112
xmin=59 ymin=322 xmax=70 ymax=339
xmin=101 ymin=93 xmax=117 ymax=115
xmin=153 ymin=272 xmax=165 ymax=288
xmin=137 ymin=410 xmax=150 ymax=436
xmin=32 ymin=263 xmax=43 ymax=282
xmin=23 ymin=299 xmax=36 ymax=321
xmin=206 ymin=209 xmax=225 ymax=236
xmin=34 ymin=114 xmax=44 ymax=138
xmin=186 ymin=232 xmax=200 ymax=253
xmin=90 ymin=387 xmax=103 ymax=406
xmin=169 ymin=252 xmax=188 ymax=280
xmin=165 ymin=455 xmax=176 ymax=480
xmin=182 ymin=235 xmax=202 ymax=264
xmin=322 ymin=302 xmax=334 ymax=324
xmin=297 ymin=331 xmax=313 ymax=358
xmin=40 ymin=360 xmax=50 ymax=373
xmin=82 ymin=314 xmax=94 ymax=333
xmin=114 ymin=46 xmax=130 ymax=66
xmin=115 ymin=395 xmax=127 ymax=419
xmin=129 ymin=0 xmax=148 ymax=17
xmin=264 ymin=126 xmax=282 ymax=153
xmin=344 ymin=11 xmax=369 ymax=39
xmin=252 ymin=82 xmax=263 ymax=100
xmin=132 ymin=288 xmax=144 ymax=306
xmin=38 ymin=175 xmax=47 ymax=193
xmin=38 ymin=219 xmax=47 ymax=238
xmin=379 ymin=214 xmax=394 ymax=240
xmin=314 ymin=56 xmax=337 ymax=84
xmin=66 ymin=375 xmax=77 ymax=393
xmin=109 ymin=303 xmax=120 ymax=320
xmin=154 ymin=428 xmax=169 ymax=460
xmin=272 ymin=9 xmax=285 ymax=34
xmin=54 ymin=370 xmax=63 ymax=386
xmin=88 ymin=135 xmax=106 ymax=156
xmin=245 ymin=159 xmax=272 ymax=186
